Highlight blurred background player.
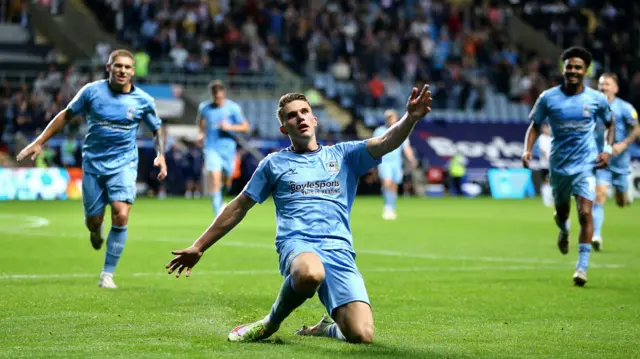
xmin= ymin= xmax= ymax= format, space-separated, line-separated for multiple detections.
xmin=16 ymin=49 xmax=168 ymax=289
xmin=197 ymin=81 xmax=249 ymax=217
xmin=373 ymin=109 xmax=418 ymax=220
xmin=537 ymin=123 xmax=554 ymax=207
xmin=522 ymin=47 xmax=614 ymax=287
xmin=166 ymin=86 xmax=433 ymax=344
xmin=184 ymin=140 xmax=204 ymax=199
xmin=592 ymin=73 xmax=640 ymax=251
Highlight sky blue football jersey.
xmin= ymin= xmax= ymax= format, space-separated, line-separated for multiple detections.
xmin=594 ymin=97 xmax=638 ymax=174
xmin=242 ymin=141 xmax=380 ymax=252
xmin=66 ymin=80 xmax=161 ymax=175
xmin=198 ymin=99 xmax=245 ymax=154
xmin=529 ymin=85 xmax=612 ymax=176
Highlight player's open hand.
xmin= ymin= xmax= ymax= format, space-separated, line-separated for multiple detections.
xmin=154 ymin=155 xmax=168 ymax=180
xmin=596 ymin=152 xmax=611 ymax=169
xmin=16 ymin=142 xmax=42 ymax=161
xmin=166 ymin=246 xmax=204 ymax=278
xmin=521 ymin=151 xmax=532 ymax=168
xmin=406 ymin=85 xmax=433 ymax=120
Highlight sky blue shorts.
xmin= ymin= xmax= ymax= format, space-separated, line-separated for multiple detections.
xmin=82 ymin=166 xmax=137 ymax=217
xmin=596 ymin=168 xmax=628 ymax=193
xmin=550 ymin=170 xmax=596 ymax=204
xmin=278 ymin=241 xmax=370 ymax=318
xmin=378 ymin=162 xmax=403 ymax=184
xmin=204 ymin=148 xmax=234 ymax=175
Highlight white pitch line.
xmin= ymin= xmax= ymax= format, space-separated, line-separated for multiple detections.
xmin=0 ymin=214 xmax=50 ymax=229
xmin=0 ymin=217 xmax=627 ymax=269
xmin=2 ymin=264 xmax=619 ymax=281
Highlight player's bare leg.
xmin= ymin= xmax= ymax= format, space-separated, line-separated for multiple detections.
xmin=296 ymin=301 xmax=374 ymax=344
xmin=85 ymin=213 xmax=105 ymax=250
xmin=554 ymin=201 xmax=571 ymax=255
xmin=99 ymin=201 xmax=131 ymax=289
xmin=592 ymin=185 xmax=607 ymax=251
xmin=573 ymin=196 xmax=594 ymax=287
xmin=615 ymin=189 xmax=630 ymax=208
xmin=228 ymin=252 xmax=323 ymax=342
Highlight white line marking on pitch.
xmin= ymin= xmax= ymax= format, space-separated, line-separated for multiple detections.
xmin=1 ymin=227 xmax=626 ymax=269
xmin=1 ymin=264 xmax=614 ymax=281
xmin=0 ymin=214 xmax=50 ymax=229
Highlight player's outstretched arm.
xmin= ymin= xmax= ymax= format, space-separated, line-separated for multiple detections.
xmin=521 ymin=122 xmax=540 ymax=168
xmin=613 ymin=109 xmax=640 ymax=155
xmin=165 ymin=193 xmax=256 ymax=278
xmin=16 ymin=109 xmax=73 ymax=161
xmin=152 ymin=126 xmax=167 ymax=180
xmin=366 ymin=85 xmax=432 ymax=159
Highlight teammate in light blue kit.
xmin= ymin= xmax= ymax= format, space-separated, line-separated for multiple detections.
xmin=197 ymin=80 xmax=249 ymax=217
xmin=18 ymin=50 xmax=167 ymax=289
xmin=522 ymin=47 xmax=614 ymax=287
xmin=373 ymin=109 xmax=418 ymax=220
xmin=166 ymin=86 xmax=433 ymax=343
xmin=592 ymin=73 xmax=640 ymax=251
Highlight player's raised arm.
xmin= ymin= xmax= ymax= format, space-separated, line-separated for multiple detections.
xmin=221 ymin=104 xmax=250 ymax=133
xmin=143 ymin=99 xmax=167 ymax=180
xmin=596 ymin=96 xmax=615 ymax=168
xmin=366 ymin=85 xmax=432 ymax=159
xmin=17 ymin=83 xmax=90 ymax=161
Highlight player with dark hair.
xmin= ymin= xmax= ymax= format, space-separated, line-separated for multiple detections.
xmin=165 ymin=86 xmax=433 ymax=343
xmin=522 ymin=46 xmax=615 ymax=286
xmin=197 ymin=80 xmax=250 ymax=217
xmin=17 ymin=49 xmax=167 ymax=288
xmin=592 ymin=72 xmax=640 ymax=250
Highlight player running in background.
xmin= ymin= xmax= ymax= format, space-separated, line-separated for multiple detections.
xmin=165 ymin=86 xmax=433 ymax=344
xmin=197 ymin=80 xmax=249 ymax=217
xmin=522 ymin=46 xmax=614 ymax=287
xmin=537 ymin=123 xmax=554 ymax=207
xmin=373 ymin=109 xmax=418 ymax=220
xmin=592 ymin=73 xmax=640 ymax=251
xmin=17 ymin=49 xmax=167 ymax=289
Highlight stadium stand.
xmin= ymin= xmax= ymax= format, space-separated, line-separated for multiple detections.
xmin=510 ymin=0 xmax=640 ymax=111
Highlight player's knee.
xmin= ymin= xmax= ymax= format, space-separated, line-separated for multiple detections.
xmin=291 ymin=255 xmax=325 ymax=292
xmin=577 ymin=205 xmax=592 ymax=225
xmin=345 ymin=323 xmax=374 ymax=344
xmin=595 ymin=187 xmax=607 ymax=204
xmin=111 ymin=208 xmax=130 ymax=227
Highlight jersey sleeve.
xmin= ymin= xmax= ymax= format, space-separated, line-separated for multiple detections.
xmin=625 ymin=103 xmax=638 ymax=127
xmin=142 ymin=98 xmax=162 ymax=132
xmin=528 ymin=92 xmax=548 ymax=125
xmin=242 ymin=156 xmax=273 ymax=204
xmin=335 ymin=140 xmax=381 ymax=177
xmin=596 ymin=94 xmax=613 ymax=126
xmin=66 ymin=84 xmax=91 ymax=116
xmin=230 ymin=103 xmax=246 ymax=125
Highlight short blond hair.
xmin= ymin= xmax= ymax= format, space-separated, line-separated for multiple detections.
xmin=108 ymin=49 xmax=134 ymax=65
xmin=276 ymin=93 xmax=310 ymax=122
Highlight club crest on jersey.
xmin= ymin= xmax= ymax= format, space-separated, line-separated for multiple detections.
xmin=582 ymin=105 xmax=591 ymax=118
xmin=126 ymin=107 xmax=136 ymax=120
xmin=326 ymin=160 xmax=339 ymax=173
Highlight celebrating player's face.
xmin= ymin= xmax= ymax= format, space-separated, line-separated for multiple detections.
xmin=279 ymin=100 xmax=317 ymax=140
xmin=213 ymin=90 xmax=226 ymax=107
xmin=597 ymin=76 xmax=618 ymax=98
xmin=108 ymin=55 xmax=135 ymax=87
xmin=562 ymin=58 xmax=586 ymax=86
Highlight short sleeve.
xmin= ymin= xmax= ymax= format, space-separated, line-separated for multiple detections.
xmin=334 ymin=140 xmax=381 ymax=177
xmin=625 ymin=104 xmax=638 ymax=127
xmin=529 ymin=92 xmax=548 ymax=125
xmin=596 ymin=95 xmax=613 ymax=126
xmin=230 ymin=103 xmax=245 ymax=125
xmin=142 ymin=98 xmax=162 ymax=131
xmin=66 ymin=84 xmax=91 ymax=116
xmin=242 ymin=156 xmax=273 ymax=204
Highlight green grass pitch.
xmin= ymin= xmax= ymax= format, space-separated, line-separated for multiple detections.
xmin=0 ymin=196 xmax=638 ymax=358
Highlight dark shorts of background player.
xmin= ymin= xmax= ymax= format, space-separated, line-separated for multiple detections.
xmin=541 ymin=168 xmax=550 ymax=181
